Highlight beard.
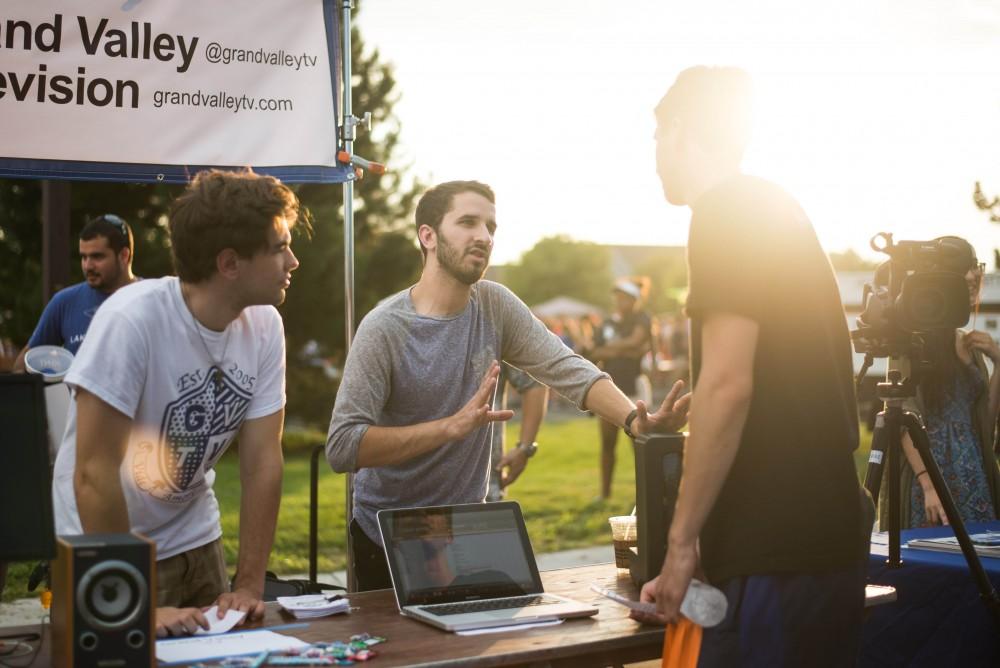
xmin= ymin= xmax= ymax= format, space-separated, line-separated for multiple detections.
xmin=86 ymin=264 xmax=121 ymax=292
xmin=436 ymin=233 xmax=489 ymax=285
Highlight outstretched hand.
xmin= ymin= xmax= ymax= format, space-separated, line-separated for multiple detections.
xmin=631 ymin=380 xmax=691 ymax=436
xmin=447 ymin=361 xmax=514 ymax=441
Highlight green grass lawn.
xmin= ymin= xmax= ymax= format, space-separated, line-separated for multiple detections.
xmin=1 ymin=416 xmax=874 ymax=602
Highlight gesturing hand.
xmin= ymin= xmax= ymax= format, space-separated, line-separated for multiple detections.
xmin=447 ymin=361 xmax=514 ymax=441
xmin=631 ymin=379 xmax=691 ymax=437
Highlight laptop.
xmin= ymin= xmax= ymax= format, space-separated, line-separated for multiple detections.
xmin=377 ymin=501 xmax=598 ymax=632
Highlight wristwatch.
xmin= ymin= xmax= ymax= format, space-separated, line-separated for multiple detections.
xmin=517 ymin=442 xmax=538 ymax=458
xmin=623 ymin=409 xmax=639 ymax=439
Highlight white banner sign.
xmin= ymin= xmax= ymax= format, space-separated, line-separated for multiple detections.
xmin=0 ymin=0 xmax=340 ymax=172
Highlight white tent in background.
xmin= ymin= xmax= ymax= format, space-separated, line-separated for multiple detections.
xmin=531 ymin=296 xmax=603 ymax=319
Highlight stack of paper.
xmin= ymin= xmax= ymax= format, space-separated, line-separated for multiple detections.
xmin=276 ymin=594 xmax=350 ymax=619
xmin=906 ymin=532 xmax=1000 ymax=558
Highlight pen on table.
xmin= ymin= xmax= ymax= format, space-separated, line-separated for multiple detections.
xmin=249 ymin=650 xmax=269 ymax=668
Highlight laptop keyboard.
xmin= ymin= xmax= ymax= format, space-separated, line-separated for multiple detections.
xmin=419 ymin=594 xmax=559 ymax=617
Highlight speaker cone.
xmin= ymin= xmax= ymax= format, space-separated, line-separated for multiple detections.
xmin=76 ymin=560 xmax=148 ymax=631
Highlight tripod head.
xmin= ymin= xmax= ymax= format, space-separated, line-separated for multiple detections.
xmin=874 ymin=368 xmax=918 ymax=406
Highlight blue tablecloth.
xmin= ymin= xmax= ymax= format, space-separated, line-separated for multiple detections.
xmin=862 ymin=521 xmax=1000 ymax=667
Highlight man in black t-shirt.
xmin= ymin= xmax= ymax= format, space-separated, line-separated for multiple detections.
xmin=631 ymin=66 xmax=867 ymax=666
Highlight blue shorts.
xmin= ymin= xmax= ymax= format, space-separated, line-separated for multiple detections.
xmin=697 ymin=564 xmax=865 ymax=668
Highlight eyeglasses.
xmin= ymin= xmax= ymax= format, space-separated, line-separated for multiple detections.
xmin=96 ymin=214 xmax=130 ymax=244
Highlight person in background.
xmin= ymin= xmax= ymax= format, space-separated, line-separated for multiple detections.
xmin=6 ymin=215 xmax=137 ymax=599
xmin=884 ymin=236 xmax=1000 ymax=529
xmin=589 ymin=278 xmax=654 ymax=499
xmin=14 ymin=214 xmax=137 ymax=371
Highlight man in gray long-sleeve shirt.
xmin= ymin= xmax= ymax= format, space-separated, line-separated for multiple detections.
xmin=327 ymin=180 xmax=690 ymax=591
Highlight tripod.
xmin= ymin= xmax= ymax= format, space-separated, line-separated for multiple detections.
xmin=863 ymin=369 xmax=1000 ymax=631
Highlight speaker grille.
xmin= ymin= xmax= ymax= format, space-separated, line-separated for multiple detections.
xmin=76 ymin=560 xmax=148 ymax=632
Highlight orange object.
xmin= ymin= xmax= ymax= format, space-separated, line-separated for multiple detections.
xmin=40 ymin=588 xmax=52 ymax=611
xmin=337 ymin=150 xmax=387 ymax=175
xmin=661 ymin=618 xmax=702 ymax=668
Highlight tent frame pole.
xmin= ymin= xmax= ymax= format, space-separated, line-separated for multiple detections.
xmin=340 ymin=0 xmax=358 ymax=593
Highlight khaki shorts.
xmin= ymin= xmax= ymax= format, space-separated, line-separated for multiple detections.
xmin=156 ymin=538 xmax=229 ymax=608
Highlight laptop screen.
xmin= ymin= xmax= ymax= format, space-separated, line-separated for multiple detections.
xmin=379 ymin=502 xmax=544 ymax=606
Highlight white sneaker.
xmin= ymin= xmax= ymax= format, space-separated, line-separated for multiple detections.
xmin=680 ymin=579 xmax=727 ymax=627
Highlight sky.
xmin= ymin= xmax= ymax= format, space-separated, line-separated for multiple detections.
xmin=358 ymin=0 xmax=1000 ymax=266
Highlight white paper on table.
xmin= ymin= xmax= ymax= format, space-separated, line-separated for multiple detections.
xmin=276 ymin=594 xmax=350 ymax=618
xmin=156 ymin=629 xmax=309 ymax=664
xmin=193 ymin=606 xmax=247 ymax=635
xmin=456 ymin=619 xmax=563 ymax=636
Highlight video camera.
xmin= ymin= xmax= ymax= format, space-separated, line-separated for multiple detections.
xmin=851 ymin=233 xmax=972 ymax=364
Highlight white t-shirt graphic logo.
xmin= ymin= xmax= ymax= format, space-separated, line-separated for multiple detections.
xmin=157 ymin=369 xmax=251 ymax=494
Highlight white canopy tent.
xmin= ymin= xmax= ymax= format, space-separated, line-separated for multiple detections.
xmin=531 ymin=296 xmax=603 ymax=320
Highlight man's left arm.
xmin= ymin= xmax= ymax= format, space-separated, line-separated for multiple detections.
xmin=15 ymin=294 xmax=65 ymax=372
xmin=214 ymin=409 xmax=284 ymax=622
xmin=631 ymin=312 xmax=758 ymax=625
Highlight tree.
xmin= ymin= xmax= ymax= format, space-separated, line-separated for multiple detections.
xmin=631 ymin=250 xmax=688 ymax=315
xmin=280 ymin=20 xmax=424 ymax=427
xmin=0 ymin=180 xmax=180 ymax=350
xmin=504 ymin=235 xmax=612 ymax=308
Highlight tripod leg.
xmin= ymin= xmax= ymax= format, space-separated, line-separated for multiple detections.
xmin=863 ymin=411 xmax=888 ymax=507
xmin=903 ymin=412 xmax=1000 ymax=632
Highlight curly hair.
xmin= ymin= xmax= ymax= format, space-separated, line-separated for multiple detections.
xmin=168 ymin=169 xmax=306 ymax=283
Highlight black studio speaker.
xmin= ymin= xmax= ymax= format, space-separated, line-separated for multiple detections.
xmin=629 ymin=432 xmax=684 ymax=585
xmin=51 ymin=533 xmax=155 ymax=668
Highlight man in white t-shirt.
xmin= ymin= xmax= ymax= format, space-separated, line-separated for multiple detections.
xmin=52 ymin=169 xmax=303 ymax=637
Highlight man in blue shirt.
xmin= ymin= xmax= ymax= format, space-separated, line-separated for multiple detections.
xmin=14 ymin=214 xmax=137 ymax=370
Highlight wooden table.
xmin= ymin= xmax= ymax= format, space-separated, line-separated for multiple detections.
xmin=17 ymin=563 xmax=665 ymax=667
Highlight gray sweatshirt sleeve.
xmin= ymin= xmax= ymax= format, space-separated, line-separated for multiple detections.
xmin=325 ymin=311 xmax=394 ymax=473
xmin=486 ymin=282 xmax=608 ymax=409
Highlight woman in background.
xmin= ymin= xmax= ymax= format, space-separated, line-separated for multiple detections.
xmin=883 ymin=236 xmax=1000 ymax=529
